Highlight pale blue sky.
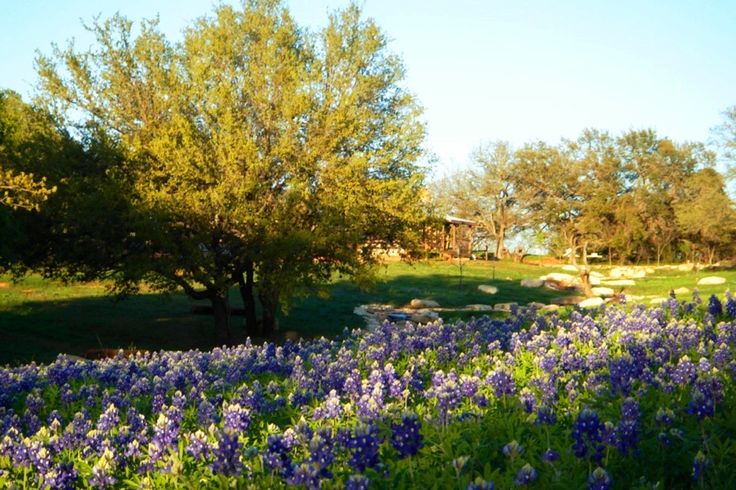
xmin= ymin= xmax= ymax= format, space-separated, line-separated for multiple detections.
xmin=1 ymin=0 xmax=734 ymax=177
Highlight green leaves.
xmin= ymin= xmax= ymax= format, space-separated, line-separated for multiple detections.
xmin=29 ymin=0 xmax=426 ymax=335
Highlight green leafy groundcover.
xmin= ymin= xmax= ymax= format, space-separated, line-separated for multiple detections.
xmin=2 ymin=291 xmax=736 ymax=489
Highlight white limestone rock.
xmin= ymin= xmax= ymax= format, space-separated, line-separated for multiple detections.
xmin=591 ymin=287 xmax=615 ymax=297
xmin=409 ymin=298 xmax=440 ymax=309
xmin=493 ymin=302 xmax=516 ymax=312
xmin=542 ymin=272 xmax=576 ymax=283
xmin=578 ymin=297 xmax=605 ymax=309
xmin=610 ymin=267 xmax=647 ymax=279
xmin=697 ymin=276 xmax=726 ymax=286
xmin=520 ymin=278 xmax=544 ymax=288
xmin=478 ymin=284 xmax=499 ymax=294
xmin=465 ymin=304 xmax=494 ymax=311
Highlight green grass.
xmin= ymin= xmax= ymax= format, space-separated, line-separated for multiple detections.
xmin=2 ymin=259 xmax=735 ymax=366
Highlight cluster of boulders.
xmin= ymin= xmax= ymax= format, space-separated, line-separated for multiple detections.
xmin=353 ymin=301 xmax=442 ymax=329
xmin=353 ymin=267 xmax=731 ymax=328
xmin=517 ymin=265 xmax=730 ymax=310
xmin=518 ymin=266 xmax=646 ymax=309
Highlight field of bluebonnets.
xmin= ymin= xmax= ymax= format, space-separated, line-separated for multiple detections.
xmin=2 ymin=290 xmax=736 ymax=489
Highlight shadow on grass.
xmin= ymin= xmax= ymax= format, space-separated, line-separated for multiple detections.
xmin=1 ymin=271 xmax=569 ymax=366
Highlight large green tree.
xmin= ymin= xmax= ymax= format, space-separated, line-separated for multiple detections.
xmin=508 ymin=129 xmax=719 ymax=265
xmin=512 ymin=141 xmax=589 ymax=264
xmin=675 ymin=167 xmax=736 ymax=264
xmin=0 ymin=89 xmax=89 ymax=269
xmin=0 ymin=91 xmax=59 ymax=212
xmin=34 ymin=1 xmax=425 ymax=338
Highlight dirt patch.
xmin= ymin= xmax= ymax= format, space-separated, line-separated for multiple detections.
xmin=0 ymin=282 xmax=10 ymax=289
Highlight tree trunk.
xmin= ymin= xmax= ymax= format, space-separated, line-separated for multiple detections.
xmin=259 ymin=288 xmax=279 ymax=337
xmin=211 ymin=294 xmax=232 ymax=344
xmin=707 ymin=246 xmax=716 ymax=265
xmin=569 ymin=236 xmax=578 ymax=265
xmin=237 ymin=261 xmax=258 ymax=336
xmin=581 ymin=240 xmax=588 ymax=266
xmin=579 ymin=266 xmax=593 ymax=297
xmin=495 ymin=226 xmax=506 ymax=259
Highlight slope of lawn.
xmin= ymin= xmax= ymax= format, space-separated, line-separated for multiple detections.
xmin=2 ymin=259 xmax=736 ymax=366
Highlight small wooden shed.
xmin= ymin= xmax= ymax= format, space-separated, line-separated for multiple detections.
xmin=442 ymin=215 xmax=477 ymax=258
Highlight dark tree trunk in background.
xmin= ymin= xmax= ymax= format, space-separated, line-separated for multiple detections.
xmin=175 ymin=278 xmax=233 ymax=343
xmin=211 ymin=294 xmax=232 ymax=344
xmin=259 ymin=288 xmax=279 ymax=337
xmin=236 ymin=261 xmax=258 ymax=336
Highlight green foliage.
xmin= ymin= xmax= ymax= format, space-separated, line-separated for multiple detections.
xmin=31 ymin=0 xmax=426 ymax=335
xmin=451 ymin=128 xmax=730 ymax=265
xmin=675 ymin=168 xmax=736 ymax=263
xmin=0 ymin=169 xmax=55 ymax=211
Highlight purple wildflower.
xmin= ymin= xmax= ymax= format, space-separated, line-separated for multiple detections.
xmin=347 ymin=424 xmax=381 ymax=473
xmin=535 ymin=406 xmax=556 ymax=426
xmin=487 ymin=368 xmax=516 ymax=398
xmin=390 ymin=413 xmax=424 ymax=458
xmin=263 ymin=434 xmax=293 ymax=476
xmin=185 ymin=430 xmax=211 ymax=460
xmin=655 ymin=408 xmax=675 ymax=426
xmin=222 ymin=402 xmax=250 ymax=433
xmin=692 ymin=450 xmax=708 ymax=483
xmin=514 ymin=463 xmax=538 ymax=486
xmin=707 ymin=295 xmax=723 ymax=317
xmin=287 ymin=462 xmax=321 ymax=490
xmin=96 ymin=404 xmax=119 ymax=433
xmin=467 ymin=477 xmax=495 ymax=490
xmin=572 ymin=409 xmax=605 ymax=462
xmin=502 ymin=440 xmax=524 ymax=459
xmin=43 ymin=461 xmax=78 ymax=490
xmin=725 ymin=290 xmax=736 ymax=318
xmin=346 ymin=474 xmax=370 ymax=490
xmin=542 ymin=448 xmax=560 ymax=462
xmin=588 ymin=467 xmax=612 ymax=490
xmin=211 ymin=429 xmax=242 ymax=476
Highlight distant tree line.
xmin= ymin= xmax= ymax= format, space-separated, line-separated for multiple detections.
xmin=433 ymin=125 xmax=736 ymax=266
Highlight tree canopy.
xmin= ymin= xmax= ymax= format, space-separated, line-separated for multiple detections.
xmin=433 ymin=128 xmax=733 ymax=265
xmin=26 ymin=0 xmax=426 ymax=339
xmin=0 ymin=91 xmax=59 ymax=211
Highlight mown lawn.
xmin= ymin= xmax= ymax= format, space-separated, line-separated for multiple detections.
xmin=2 ymin=259 xmax=735 ymax=366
